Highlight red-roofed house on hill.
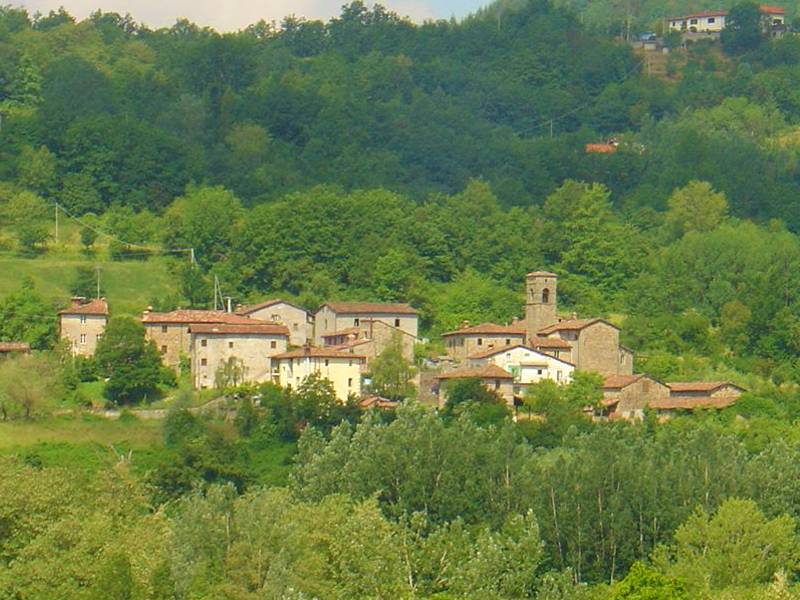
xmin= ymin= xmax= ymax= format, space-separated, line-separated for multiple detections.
xmin=442 ymin=322 xmax=527 ymax=362
xmin=235 ymin=299 xmax=313 ymax=347
xmin=668 ymin=5 xmax=785 ymax=35
xmin=189 ymin=322 xmax=289 ymax=389
xmin=314 ymin=302 xmax=419 ymax=349
xmin=651 ymin=381 xmax=746 ymax=417
xmin=58 ymin=297 xmax=109 ymax=356
xmin=321 ymin=317 xmax=417 ymax=364
xmin=466 ymin=344 xmax=575 ymax=398
xmin=435 ymin=364 xmax=515 ymax=406
xmin=600 ymin=373 xmax=670 ymax=420
xmin=142 ymin=309 xmax=262 ymax=370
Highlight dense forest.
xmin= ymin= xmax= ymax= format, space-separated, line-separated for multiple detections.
xmin=4 ymin=1 xmax=800 ymax=598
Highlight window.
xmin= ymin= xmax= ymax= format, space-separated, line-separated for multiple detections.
xmin=354 ymin=318 xmax=360 ymax=326
xmin=201 ymin=339 xmax=207 ymax=347
xmin=160 ymin=345 xmax=167 ymax=355
xmin=293 ymin=323 xmax=299 ymax=331
xmin=505 ymin=338 xmax=511 ymax=345
xmin=201 ymin=358 xmax=207 ymax=366
xmin=80 ymin=334 xmax=86 ymax=344
xmin=537 ymin=369 xmax=543 ymax=375
xmin=349 ymin=359 xmax=353 ymax=366
xmin=477 ymin=338 xmax=483 ymax=346
xmin=270 ymin=341 xmax=277 ymax=349
xmin=324 ymin=359 xmax=329 ymax=366
xmin=228 ymin=341 xmax=234 ymax=349
xmin=394 ymin=318 xmax=400 ymax=327
xmin=707 ymin=17 xmax=715 ymax=23
xmin=557 ymin=370 xmax=562 ymax=381
xmin=348 ymin=378 xmax=353 ymax=387
xmin=271 ymin=314 xmax=279 ymax=321
xmin=689 ymin=18 xmax=697 ymax=24
xmin=494 ymin=380 xmax=500 ymax=390
xmin=161 ymin=325 xmax=168 ymax=333
xmin=542 ymin=288 xmax=549 ymax=304
xmin=80 ymin=315 xmax=87 ymax=324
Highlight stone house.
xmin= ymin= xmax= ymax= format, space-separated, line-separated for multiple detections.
xmin=314 ymin=302 xmax=418 ymax=346
xmin=467 ymin=344 xmax=575 ymax=398
xmin=530 ymin=335 xmax=573 ymax=363
xmin=235 ymin=299 xmax=313 ymax=347
xmin=648 ymin=381 xmax=746 ymax=417
xmin=142 ymin=309 xmax=260 ymax=370
xmin=538 ymin=318 xmax=632 ymax=375
xmin=321 ymin=318 xmax=417 ymax=364
xmin=600 ymin=374 xmax=670 ymax=420
xmin=435 ymin=364 xmax=515 ymax=407
xmin=442 ymin=322 xmax=527 ymax=362
xmin=58 ymin=297 xmax=109 ymax=356
xmin=272 ymin=346 xmax=365 ymax=402
xmin=189 ymin=322 xmax=289 ymax=389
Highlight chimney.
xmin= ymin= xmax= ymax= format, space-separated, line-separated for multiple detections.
xmin=571 ymin=311 xmax=578 ymax=320
xmin=71 ymin=296 xmax=86 ymax=308
xmin=460 ymin=320 xmax=470 ymax=329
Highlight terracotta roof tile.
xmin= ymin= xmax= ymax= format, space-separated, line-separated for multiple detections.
xmin=538 ymin=318 xmax=618 ymax=335
xmin=436 ymin=364 xmax=514 ymax=380
xmin=0 ymin=342 xmax=30 ymax=352
xmin=236 ymin=299 xmax=309 ymax=315
xmin=668 ymin=381 xmax=746 ymax=393
xmin=322 ymin=302 xmax=418 ymax=315
xmin=360 ymin=395 xmax=398 ymax=410
xmin=190 ymin=323 xmax=289 ymax=336
xmin=322 ymin=327 xmax=362 ymax=338
xmin=142 ymin=310 xmax=256 ymax=325
xmin=59 ymin=298 xmax=109 ymax=316
xmin=531 ymin=336 xmax=572 ymax=349
xmin=442 ymin=322 xmax=528 ymax=337
xmin=650 ymin=396 xmax=739 ymax=410
xmin=760 ymin=5 xmax=786 ymax=14
xmin=467 ymin=344 xmax=575 ymax=368
xmin=603 ymin=374 xmax=644 ymax=390
xmin=273 ymin=347 xmax=366 ymax=360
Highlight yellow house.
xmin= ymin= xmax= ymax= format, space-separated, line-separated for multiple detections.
xmin=273 ymin=346 xmax=365 ymax=402
xmin=58 ymin=297 xmax=109 ymax=356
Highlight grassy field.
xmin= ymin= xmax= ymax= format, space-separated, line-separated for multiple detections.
xmin=0 ymin=414 xmax=168 ymax=473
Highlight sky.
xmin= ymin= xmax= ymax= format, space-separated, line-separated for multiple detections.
xmin=16 ymin=0 xmax=488 ymax=31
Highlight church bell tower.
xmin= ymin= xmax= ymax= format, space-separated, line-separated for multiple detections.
xmin=525 ymin=271 xmax=558 ymax=339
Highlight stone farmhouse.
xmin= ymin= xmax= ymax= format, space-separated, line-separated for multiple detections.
xmin=649 ymin=381 xmax=746 ymax=417
xmin=467 ymin=344 xmax=575 ymax=396
xmin=436 ymin=364 xmax=515 ymax=406
xmin=59 ymin=297 xmax=109 ymax=356
xmin=599 ymin=374 xmax=670 ymax=420
xmin=442 ymin=322 xmax=527 ymax=362
xmin=141 ymin=309 xmax=264 ymax=370
xmin=235 ymin=299 xmax=313 ymax=347
xmin=320 ymin=317 xmax=417 ymax=364
xmin=314 ymin=302 xmax=418 ymax=346
xmin=189 ymin=322 xmax=289 ymax=389
xmin=273 ymin=346 xmax=365 ymax=401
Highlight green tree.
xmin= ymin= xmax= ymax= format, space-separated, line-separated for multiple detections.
xmin=69 ymin=265 xmax=101 ymax=299
xmin=0 ymin=277 xmax=57 ymax=349
xmin=442 ymin=377 xmax=510 ymax=426
xmin=16 ymin=145 xmax=56 ymax=196
xmin=95 ymin=316 xmax=163 ymax=404
xmin=368 ymin=335 xmax=416 ymax=401
xmin=0 ymin=353 xmax=62 ymax=419
xmin=665 ymin=181 xmax=728 ymax=238
xmin=609 ymin=562 xmax=689 ymax=600
xmin=60 ymin=172 xmax=102 ymax=215
xmin=664 ymin=498 xmax=799 ymax=590
xmin=722 ymin=1 xmax=763 ymax=53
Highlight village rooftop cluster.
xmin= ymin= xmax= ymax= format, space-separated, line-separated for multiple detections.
xmin=54 ymin=271 xmax=744 ymax=418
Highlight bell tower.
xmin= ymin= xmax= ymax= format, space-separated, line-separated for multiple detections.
xmin=525 ymin=271 xmax=558 ymax=339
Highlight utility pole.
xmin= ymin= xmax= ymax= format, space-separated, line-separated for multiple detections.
xmin=213 ymin=275 xmax=219 ymax=311
xmin=550 ymin=119 xmax=554 ymax=138
xmin=190 ymin=247 xmax=195 ymax=266
xmin=95 ymin=266 xmax=101 ymax=299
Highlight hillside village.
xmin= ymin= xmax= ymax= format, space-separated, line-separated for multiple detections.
xmin=55 ymin=270 xmax=744 ymax=419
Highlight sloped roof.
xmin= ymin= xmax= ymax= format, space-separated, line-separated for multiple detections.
xmin=322 ymin=327 xmax=362 ymax=338
xmin=360 ymin=395 xmax=398 ymax=410
xmin=189 ymin=323 xmax=289 ymax=336
xmin=442 ymin=322 xmax=527 ymax=337
xmin=527 ymin=271 xmax=557 ymax=277
xmin=59 ymin=298 xmax=109 ymax=316
xmin=531 ymin=336 xmax=572 ymax=349
xmin=603 ymin=374 xmax=644 ymax=390
xmin=436 ymin=364 xmax=514 ymax=380
xmin=321 ymin=302 xmax=418 ymax=315
xmin=0 ymin=342 xmax=30 ymax=352
xmin=538 ymin=318 xmax=618 ymax=335
xmin=142 ymin=310 xmax=256 ymax=325
xmin=760 ymin=4 xmax=786 ymax=14
xmin=236 ymin=299 xmax=309 ymax=315
xmin=668 ymin=381 xmax=746 ymax=394
xmin=467 ymin=343 xmax=575 ymax=366
xmin=650 ymin=396 xmax=739 ymax=411
xmin=273 ymin=347 xmax=365 ymax=360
